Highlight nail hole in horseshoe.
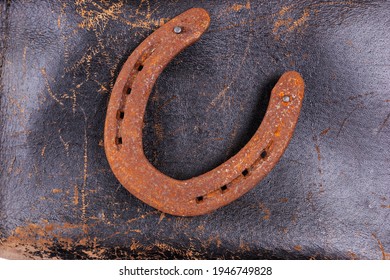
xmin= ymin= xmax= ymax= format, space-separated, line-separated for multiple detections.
xmin=115 ymin=137 xmax=123 ymax=145
xmin=196 ymin=196 xmax=204 ymax=204
xmin=220 ymin=185 xmax=228 ymax=193
xmin=126 ymin=88 xmax=131 ymax=95
xmin=242 ymin=169 xmax=249 ymax=177
xmin=261 ymin=150 xmax=267 ymax=158
xmin=117 ymin=110 xmax=125 ymax=120
xmin=137 ymin=64 xmax=144 ymax=71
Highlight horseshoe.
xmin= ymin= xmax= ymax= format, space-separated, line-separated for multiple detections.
xmin=104 ymin=8 xmax=304 ymax=216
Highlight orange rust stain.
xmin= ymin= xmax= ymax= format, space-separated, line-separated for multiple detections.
xmin=306 ymin=191 xmax=313 ymax=202
xmin=76 ymin=1 xmax=169 ymax=31
xmin=78 ymin=238 xmax=88 ymax=246
xmin=77 ymin=2 xmax=124 ymax=30
xmin=2 ymin=222 xmax=91 ymax=258
xmin=287 ymin=9 xmax=309 ymax=33
xmin=273 ymin=6 xmax=310 ymax=39
xmin=293 ymin=245 xmax=302 ymax=251
xmin=44 ymin=224 xmax=54 ymax=232
xmin=320 ymin=127 xmax=331 ymax=136
xmin=52 ymin=189 xmax=62 ymax=194
xmin=279 ymin=5 xmax=291 ymax=16
xmin=229 ymin=2 xmax=251 ymax=12
xmin=130 ymin=239 xmax=141 ymax=251
xmin=279 ymin=198 xmax=289 ymax=203
xmin=259 ymin=203 xmax=271 ymax=220
xmin=9 ymin=222 xmax=80 ymax=241
xmin=232 ymin=4 xmax=244 ymax=12
xmin=154 ymin=242 xmax=185 ymax=257
xmin=381 ymin=205 xmax=390 ymax=209
xmin=372 ymin=233 xmax=390 ymax=260
xmin=126 ymin=229 xmax=142 ymax=234
xmin=292 ymin=213 xmax=298 ymax=224
xmin=239 ymin=240 xmax=250 ymax=252
xmin=273 ymin=14 xmax=292 ymax=34
xmin=315 ymin=144 xmax=321 ymax=161
xmin=73 ymin=184 xmax=79 ymax=205
xmin=154 ymin=122 xmax=164 ymax=142
xmin=196 ymin=224 xmax=205 ymax=232
xmin=158 ymin=212 xmax=166 ymax=224
xmin=62 ymin=222 xmax=83 ymax=230
xmin=216 ymin=237 xmax=222 ymax=248
xmin=347 ymin=251 xmax=359 ymax=260
xmin=159 ymin=18 xmax=168 ymax=26
xmin=217 ymin=1 xmax=251 ymax=19
xmin=274 ymin=124 xmax=282 ymax=137
xmin=41 ymin=146 xmax=46 ymax=157
xmin=126 ymin=211 xmax=157 ymax=224
xmin=14 ymin=223 xmax=42 ymax=237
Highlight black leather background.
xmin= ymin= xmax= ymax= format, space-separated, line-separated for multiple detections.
xmin=1 ymin=0 xmax=389 ymax=259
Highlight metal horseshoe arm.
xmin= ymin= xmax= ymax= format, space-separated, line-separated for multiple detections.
xmin=104 ymin=8 xmax=305 ymax=216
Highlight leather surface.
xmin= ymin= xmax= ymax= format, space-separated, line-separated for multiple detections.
xmin=0 ymin=0 xmax=389 ymax=259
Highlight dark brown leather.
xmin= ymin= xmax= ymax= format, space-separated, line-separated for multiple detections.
xmin=1 ymin=0 xmax=389 ymax=259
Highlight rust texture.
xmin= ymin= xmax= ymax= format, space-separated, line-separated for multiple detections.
xmin=104 ymin=8 xmax=305 ymax=216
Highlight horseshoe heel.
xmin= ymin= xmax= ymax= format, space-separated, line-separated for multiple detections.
xmin=104 ymin=8 xmax=305 ymax=216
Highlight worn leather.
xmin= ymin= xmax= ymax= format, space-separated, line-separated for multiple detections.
xmin=1 ymin=0 xmax=389 ymax=259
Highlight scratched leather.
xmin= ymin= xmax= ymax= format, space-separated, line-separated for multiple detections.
xmin=1 ymin=0 xmax=389 ymax=259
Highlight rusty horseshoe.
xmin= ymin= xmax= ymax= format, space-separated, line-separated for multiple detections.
xmin=104 ymin=8 xmax=304 ymax=216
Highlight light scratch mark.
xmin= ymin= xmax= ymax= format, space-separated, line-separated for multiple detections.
xmin=372 ymin=233 xmax=390 ymax=260
xmin=40 ymin=68 xmax=64 ymax=106
xmin=158 ymin=212 xmax=166 ymax=224
xmin=22 ymin=46 xmax=27 ymax=78
xmin=74 ymin=184 xmax=79 ymax=205
xmin=41 ymin=146 xmax=47 ymax=157
xmin=126 ymin=210 xmax=158 ymax=224
xmin=336 ymin=104 xmax=363 ymax=138
xmin=59 ymin=134 xmax=70 ymax=157
xmin=209 ymin=0 xmax=253 ymax=110
xmin=157 ymin=95 xmax=177 ymax=113
xmin=7 ymin=156 xmax=16 ymax=174
xmin=80 ymin=108 xmax=88 ymax=225
xmin=377 ymin=112 xmax=390 ymax=134
xmin=312 ymin=132 xmax=325 ymax=193
xmin=210 ymin=1 xmax=357 ymax=34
